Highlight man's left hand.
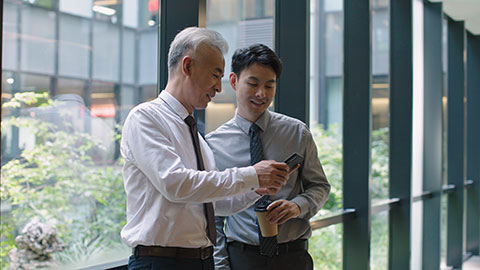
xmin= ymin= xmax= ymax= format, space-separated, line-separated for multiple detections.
xmin=265 ymin=200 xmax=301 ymax=225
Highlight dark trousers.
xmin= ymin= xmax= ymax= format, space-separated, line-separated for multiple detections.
xmin=227 ymin=242 xmax=313 ymax=270
xmin=128 ymin=255 xmax=214 ymax=270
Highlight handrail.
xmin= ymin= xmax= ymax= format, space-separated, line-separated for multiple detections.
xmin=311 ymin=179 xmax=477 ymax=231
xmin=442 ymin=184 xmax=456 ymax=193
xmin=413 ymin=181 xmax=475 ymax=203
xmin=412 ymin=191 xmax=433 ymax=202
xmin=310 ymin=208 xmax=356 ymax=230
xmin=371 ymin=198 xmax=400 ymax=215
xmin=465 ymin=179 xmax=474 ymax=187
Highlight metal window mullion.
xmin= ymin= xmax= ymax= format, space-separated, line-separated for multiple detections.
xmin=342 ymin=0 xmax=372 ymax=269
xmin=274 ymin=0 xmax=309 ymax=123
xmin=445 ymin=16 xmax=466 ymax=269
xmin=388 ymin=1 xmax=413 ymax=268
xmin=158 ymin=0 xmax=200 ymax=92
xmin=466 ymin=31 xmax=480 ymax=256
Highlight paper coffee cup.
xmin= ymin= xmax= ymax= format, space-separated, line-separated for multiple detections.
xmin=254 ymin=198 xmax=278 ymax=237
xmin=255 ymin=211 xmax=278 ymax=237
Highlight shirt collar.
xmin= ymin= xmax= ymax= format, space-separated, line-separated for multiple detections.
xmin=159 ymin=90 xmax=190 ymax=120
xmin=234 ymin=109 xmax=271 ymax=135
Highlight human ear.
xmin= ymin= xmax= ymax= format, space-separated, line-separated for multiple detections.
xmin=182 ymin=56 xmax=193 ymax=76
xmin=229 ymin=72 xmax=237 ymax=91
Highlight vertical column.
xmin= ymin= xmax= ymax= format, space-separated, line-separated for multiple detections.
xmin=343 ymin=0 xmax=372 ymax=269
xmin=466 ymin=31 xmax=480 ymax=256
xmin=446 ymin=17 xmax=465 ymax=269
xmin=389 ymin=0 xmax=412 ymax=269
xmin=158 ymin=0 xmax=200 ymax=92
xmin=422 ymin=1 xmax=443 ymax=269
xmin=274 ymin=0 xmax=309 ymax=123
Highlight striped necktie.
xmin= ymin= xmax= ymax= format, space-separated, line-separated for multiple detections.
xmin=250 ymin=123 xmax=278 ymax=257
xmin=185 ymin=115 xmax=216 ymax=245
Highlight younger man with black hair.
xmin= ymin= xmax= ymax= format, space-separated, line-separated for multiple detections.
xmin=206 ymin=44 xmax=330 ymax=270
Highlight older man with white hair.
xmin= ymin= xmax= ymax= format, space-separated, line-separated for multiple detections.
xmin=120 ymin=27 xmax=294 ymax=270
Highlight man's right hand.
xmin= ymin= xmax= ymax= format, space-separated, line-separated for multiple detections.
xmin=253 ymin=160 xmax=291 ymax=195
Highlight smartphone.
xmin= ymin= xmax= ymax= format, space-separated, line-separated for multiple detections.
xmin=284 ymin=152 xmax=304 ymax=170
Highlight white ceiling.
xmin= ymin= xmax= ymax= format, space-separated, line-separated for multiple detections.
xmin=430 ymin=0 xmax=480 ymax=35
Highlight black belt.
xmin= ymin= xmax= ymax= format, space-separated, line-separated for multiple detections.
xmin=229 ymin=239 xmax=308 ymax=255
xmin=133 ymin=245 xmax=213 ymax=260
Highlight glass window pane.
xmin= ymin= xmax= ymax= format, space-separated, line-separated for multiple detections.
xmin=92 ymin=21 xmax=120 ymax=82
xmin=372 ymin=7 xmax=390 ymax=75
xmin=57 ymin=77 xmax=85 ymax=96
xmin=59 ymin=14 xmax=90 ymax=79
xmin=138 ymin=0 xmax=159 ymax=27
xmin=123 ymin=0 xmax=139 ymax=28
xmin=122 ymin=29 xmax=136 ymax=84
xmin=2 ymin=0 xmax=160 ymax=268
xmin=324 ymin=0 xmax=342 ymax=12
xmin=21 ymin=73 xmax=51 ymax=93
xmin=140 ymin=84 xmax=157 ymax=102
xmin=138 ymin=30 xmax=158 ymax=85
xmin=205 ymin=0 xmax=275 ymax=133
xmin=207 ymin=0 xmax=238 ymax=23
xmin=440 ymin=194 xmax=448 ymax=268
xmin=22 ymin=0 xmax=55 ymax=9
xmin=371 ymin=1 xmax=390 ymax=202
xmin=370 ymin=1 xmax=390 ymax=267
xmin=2 ymin=3 xmax=18 ymax=70
xmin=93 ymin=0 xmax=121 ymax=24
xmin=309 ymin=3 xmax=344 ymax=269
xmin=371 ymin=212 xmax=389 ymax=270
xmin=309 ymin=0 xmax=343 ymax=215
xmin=119 ymin=85 xmax=138 ymax=123
xmin=1 ymin=72 xmax=16 ymax=103
xmin=309 ymin=224 xmax=343 ymax=269
xmin=20 ymin=6 xmax=56 ymax=74
xmin=60 ymin=0 xmax=93 ymax=17
xmin=89 ymin=81 xmax=117 ymax=160
xmin=325 ymin=13 xmax=343 ymax=77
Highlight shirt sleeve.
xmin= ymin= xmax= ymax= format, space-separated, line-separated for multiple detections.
xmin=122 ymin=109 xmax=259 ymax=203
xmin=290 ymin=125 xmax=331 ymax=219
xmin=214 ymin=191 xmax=261 ymax=216
xmin=213 ymin=216 xmax=231 ymax=270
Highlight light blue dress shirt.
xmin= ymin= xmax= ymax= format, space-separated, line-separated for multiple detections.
xmin=206 ymin=110 xmax=331 ymax=269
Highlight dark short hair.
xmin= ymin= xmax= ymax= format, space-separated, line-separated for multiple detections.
xmin=231 ymin=44 xmax=282 ymax=78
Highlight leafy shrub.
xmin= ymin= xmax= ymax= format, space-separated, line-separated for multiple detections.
xmin=0 ymin=92 xmax=126 ymax=269
xmin=309 ymin=124 xmax=389 ymax=270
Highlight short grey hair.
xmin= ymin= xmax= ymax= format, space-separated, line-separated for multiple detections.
xmin=167 ymin=27 xmax=229 ymax=74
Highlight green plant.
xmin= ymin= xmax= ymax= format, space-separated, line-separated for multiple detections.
xmin=309 ymin=124 xmax=390 ymax=270
xmin=0 ymin=92 xmax=126 ymax=269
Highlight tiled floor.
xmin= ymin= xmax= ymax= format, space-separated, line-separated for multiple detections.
xmin=464 ymin=256 xmax=480 ymax=270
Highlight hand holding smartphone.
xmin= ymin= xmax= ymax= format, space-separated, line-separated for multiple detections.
xmin=284 ymin=152 xmax=304 ymax=170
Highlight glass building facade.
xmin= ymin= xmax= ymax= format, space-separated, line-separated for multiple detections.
xmin=1 ymin=0 xmax=479 ymax=269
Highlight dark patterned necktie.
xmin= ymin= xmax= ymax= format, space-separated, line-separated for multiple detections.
xmin=184 ymin=115 xmax=216 ymax=245
xmin=249 ymin=123 xmax=278 ymax=257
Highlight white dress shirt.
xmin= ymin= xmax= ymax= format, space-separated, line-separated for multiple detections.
xmin=120 ymin=90 xmax=261 ymax=248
